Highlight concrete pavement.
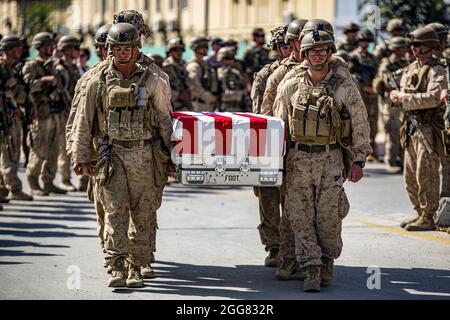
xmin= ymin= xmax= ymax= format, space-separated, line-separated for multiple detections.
xmin=0 ymin=162 xmax=449 ymax=300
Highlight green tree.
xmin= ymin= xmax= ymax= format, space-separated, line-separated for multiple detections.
xmin=26 ymin=3 xmax=54 ymax=37
xmin=361 ymin=0 xmax=449 ymax=31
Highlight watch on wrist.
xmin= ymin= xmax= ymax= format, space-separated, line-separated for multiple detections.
xmin=353 ymin=161 xmax=365 ymax=168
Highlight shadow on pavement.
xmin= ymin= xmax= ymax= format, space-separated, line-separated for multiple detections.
xmin=0 ymin=249 xmax=63 ymax=257
xmin=0 ymin=213 xmax=97 ymax=222
xmin=0 ymin=239 xmax=69 ymax=248
xmin=0 ymin=229 xmax=97 ymax=238
xmin=0 ymin=222 xmax=92 ymax=230
xmin=110 ymin=261 xmax=450 ymax=300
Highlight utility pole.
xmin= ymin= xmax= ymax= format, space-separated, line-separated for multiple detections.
xmin=177 ymin=0 xmax=182 ymax=38
xmin=21 ymin=0 xmax=27 ymax=34
xmin=204 ymin=0 xmax=209 ymax=37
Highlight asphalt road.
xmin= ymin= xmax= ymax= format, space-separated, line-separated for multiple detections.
xmin=0 ymin=162 xmax=449 ymax=300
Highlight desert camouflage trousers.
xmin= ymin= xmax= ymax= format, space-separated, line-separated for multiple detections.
xmin=97 ymin=143 xmax=156 ymax=267
xmin=404 ymin=127 xmax=440 ymax=217
xmin=56 ymin=112 xmax=71 ymax=183
xmin=26 ymin=114 xmax=58 ymax=184
xmin=281 ymin=147 xmax=349 ymax=268
xmin=440 ymin=155 xmax=450 ymax=198
xmin=254 ymin=187 xmax=282 ymax=252
xmin=381 ymin=107 xmax=403 ymax=167
xmin=362 ymin=93 xmax=379 ymax=155
xmin=0 ymin=118 xmax=23 ymax=192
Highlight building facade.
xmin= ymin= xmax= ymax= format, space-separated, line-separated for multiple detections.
xmin=1 ymin=0 xmax=358 ymax=45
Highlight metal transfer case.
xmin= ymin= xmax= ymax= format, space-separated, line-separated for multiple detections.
xmin=171 ymin=112 xmax=286 ymax=186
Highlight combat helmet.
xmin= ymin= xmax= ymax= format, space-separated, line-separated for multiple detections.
xmin=387 ymin=36 xmax=409 ymax=51
xmin=113 ymin=10 xmax=152 ymax=38
xmin=284 ymin=19 xmax=308 ymax=44
xmin=0 ymin=35 xmax=22 ymax=51
xmin=268 ymin=25 xmax=287 ymax=50
xmin=107 ymin=23 xmax=141 ymax=48
xmin=217 ymin=47 xmax=235 ymax=62
xmin=190 ymin=37 xmax=209 ymax=51
xmin=31 ymin=32 xmax=54 ymax=49
xmin=343 ymin=21 xmax=360 ymax=33
xmin=300 ymin=29 xmax=336 ymax=59
xmin=426 ymin=22 xmax=449 ymax=42
xmin=167 ymin=37 xmax=185 ymax=52
xmin=300 ymin=19 xmax=335 ymax=40
xmin=408 ymin=26 xmax=440 ymax=48
xmin=357 ymin=29 xmax=375 ymax=42
xmin=57 ymin=35 xmax=80 ymax=51
xmin=386 ymin=18 xmax=405 ymax=33
xmin=95 ymin=24 xmax=112 ymax=47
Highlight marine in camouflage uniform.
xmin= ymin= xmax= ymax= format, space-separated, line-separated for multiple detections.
xmin=260 ymin=18 xmax=310 ymax=116
xmin=217 ymin=47 xmax=246 ymax=112
xmin=162 ymin=38 xmax=192 ymax=111
xmin=426 ymin=23 xmax=450 ymax=198
xmin=373 ymin=18 xmax=407 ymax=61
xmin=274 ymin=30 xmax=371 ymax=292
xmin=389 ymin=27 xmax=447 ymax=231
xmin=251 ymin=25 xmax=292 ymax=114
xmin=68 ymin=11 xmax=170 ymax=278
xmin=336 ymin=21 xmax=360 ymax=53
xmin=243 ymin=28 xmax=272 ymax=87
xmin=350 ymin=30 xmax=379 ymax=161
xmin=66 ymin=24 xmax=111 ymax=257
xmin=250 ymin=24 xmax=294 ymax=268
xmin=52 ymin=35 xmax=81 ymax=192
xmin=186 ymin=37 xmax=219 ymax=112
xmin=23 ymin=32 xmax=67 ymax=196
xmin=0 ymin=35 xmax=33 ymax=201
xmin=71 ymin=23 xmax=173 ymax=288
xmin=372 ymin=36 xmax=410 ymax=172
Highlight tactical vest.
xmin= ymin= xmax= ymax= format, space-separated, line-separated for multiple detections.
xmin=403 ymin=60 xmax=443 ymax=124
xmin=220 ymin=66 xmax=245 ymax=102
xmin=289 ymin=71 xmax=349 ymax=145
xmin=96 ymin=67 xmax=153 ymax=141
xmin=193 ymin=60 xmax=218 ymax=95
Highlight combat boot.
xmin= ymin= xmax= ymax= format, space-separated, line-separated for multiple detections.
xmin=400 ymin=210 xmax=422 ymax=228
xmin=127 ymin=264 xmax=144 ymax=288
xmin=321 ymin=257 xmax=334 ymax=287
xmin=141 ymin=265 xmax=156 ymax=279
xmin=405 ymin=214 xmax=436 ymax=232
xmin=0 ymin=194 xmax=9 ymax=203
xmin=7 ymin=190 xmax=33 ymax=201
xmin=108 ymin=257 xmax=127 ymax=287
xmin=303 ymin=265 xmax=321 ymax=293
xmin=43 ymin=182 xmax=67 ymax=195
xmin=264 ymin=248 xmax=279 ymax=268
xmin=275 ymin=259 xmax=297 ymax=280
xmin=60 ymin=180 xmax=76 ymax=192
xmin=27 ymin=176 xmax=49 ymax=196
xmin=0 ymin=187 xmax=8 ymax=198
xmin=0 ymin=204 xmax=3 ymax=211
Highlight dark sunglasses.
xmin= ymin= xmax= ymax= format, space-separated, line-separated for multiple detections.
xmin=411 ymin=41 xmax=422 ymax=47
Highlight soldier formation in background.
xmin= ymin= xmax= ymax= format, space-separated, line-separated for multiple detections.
xmin=0 ymin=11 xmax=449 ymax=291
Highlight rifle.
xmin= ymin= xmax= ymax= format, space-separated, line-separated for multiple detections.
xmin=388 ymin=70 xmax=434 ymax=154
xmin=43 ymin=58 xmax=71 ymax=113
xmin=0 ymin=91 xmax=14 ymax=160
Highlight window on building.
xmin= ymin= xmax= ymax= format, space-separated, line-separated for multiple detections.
xmin=144 ymin=0 xmax=149 ymax=11
xmin=156 ymin=0 xmax=161 ymax=12
xmin=181 ymin=0 xmax=189 ymax=9
xmin=246 ymin=0 xmax=252 ymax=5
xmin=169 ymin=0 xmax=174 ymax=10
